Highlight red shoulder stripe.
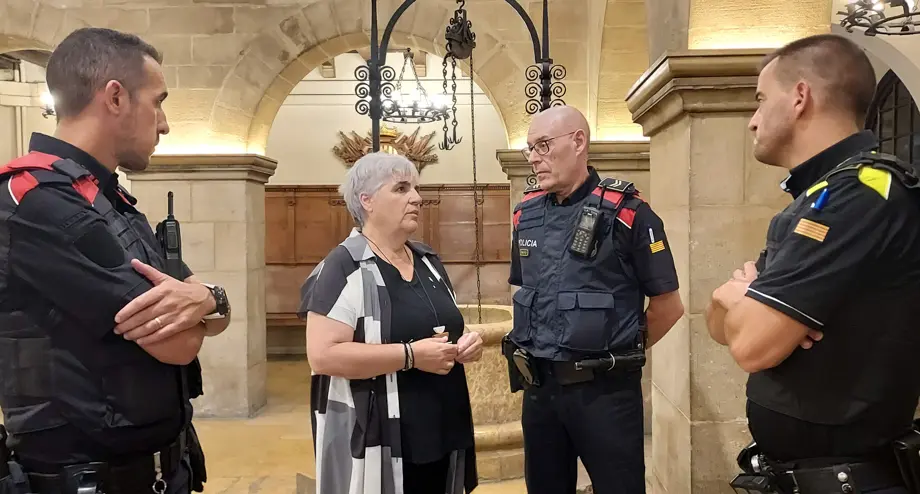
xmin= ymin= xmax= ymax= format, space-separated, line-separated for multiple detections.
xmin=0 ymin=152 xmax=59 ymax=176
xmin=591 ymin=187 xmax=638 ymax=229
xmin=617 ymin=208 xmax=636 ymax=229
xmin=8 ymin=172 xmax=39 ymax=205
xmin=72 ymin=176 xmax=100 ymax=205
xmin=514 ymin=190 xmax=546 ymax=229
xmin=522 ymin=190 xmax=547 ymax=203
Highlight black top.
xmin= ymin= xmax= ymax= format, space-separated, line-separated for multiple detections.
xmin=374 ymin=253 xmax=475 ymax=464
xmin=745 ymin=131 xmax=920 ymax=459
xmin=509 ymin=167 xmax=678 ymax=297
xmin=2 ymin=133 xmax=192 ymax=463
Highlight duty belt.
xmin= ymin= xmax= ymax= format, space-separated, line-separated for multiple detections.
xmin=23 ymin=430 xmax=186 ymax=494
xmin=534 ymin=351 xmax=646 ymax=386
xmin=770 ymin=460 xmax=904 ymax=493
xmin=731 ymin=442 xmax=907 ymax=494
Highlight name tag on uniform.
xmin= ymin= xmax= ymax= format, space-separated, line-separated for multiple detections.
xmin=520 ymin=248 xmax=530 ymax=257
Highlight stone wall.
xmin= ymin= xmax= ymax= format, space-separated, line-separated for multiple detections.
xmin=628 ymin=49 xmax=790 ymax=494
xmin=1 ymin=0 xmax=654 ymax=155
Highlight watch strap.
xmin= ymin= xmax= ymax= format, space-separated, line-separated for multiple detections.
xmin=201 ymin=283 xmax=230 ymax=316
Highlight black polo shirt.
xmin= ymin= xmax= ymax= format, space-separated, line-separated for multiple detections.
xmin=745 ymin=130 xmax=920 ymax=460
xmin=1 ymin=133 xmax=192 ymax=464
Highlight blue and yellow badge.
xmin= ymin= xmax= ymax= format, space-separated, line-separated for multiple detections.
xmin=649 ymin=227 xmax=666 ymax=253
xmin=793 ymin=218 xmax=829 ymax=242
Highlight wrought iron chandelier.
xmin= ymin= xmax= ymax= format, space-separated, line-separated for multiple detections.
xmin=354 ymin=0 xmax=567 ymax=152
xmin=839 ymin=0 xmax=920 ymax=35
xmin=380 ymin=48 xmax=450 ymax=125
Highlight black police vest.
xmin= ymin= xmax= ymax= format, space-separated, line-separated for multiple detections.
xmin=748 ymin=152 xmax=920 ymax=425
xmin=0 ymin=152 xmax=188 ymax=452
xmin=510 ymin=178 xmax=647 ymax=361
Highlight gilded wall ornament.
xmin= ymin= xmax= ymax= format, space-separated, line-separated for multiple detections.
xmin=332 ymin=125 xmax=439 ymax=172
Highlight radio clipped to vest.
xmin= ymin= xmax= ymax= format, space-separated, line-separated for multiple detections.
xmin=156 ymin=191 xmax=183 ymax=280
xmin=569 ymin=178 xmax=637 ymax=258
xmin=570 ymin=206 xmax=602 ymax=257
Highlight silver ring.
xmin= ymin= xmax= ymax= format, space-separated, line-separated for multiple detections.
xmin=154 ymin=316 xmax=163 ymax=329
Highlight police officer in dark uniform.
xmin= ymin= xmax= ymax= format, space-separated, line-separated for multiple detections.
xmin=503 ymin=105 xmax=685 ymax=494
xmin=0 ymin=28 xmax=231 ymax=494
xmin=707 ymin=34 xmax=920 ymax=494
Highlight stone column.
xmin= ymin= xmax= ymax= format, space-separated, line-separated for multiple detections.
xmin=626 ymin=50 xmax=790 ymax=494
xmin=496 ymin=141 xmax=654 ymax=432
xmin=122 ymin=154 xmax=277 ymax=418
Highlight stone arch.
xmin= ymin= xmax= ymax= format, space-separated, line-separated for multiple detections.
xmin=0 ymin=0 xmax=88 ymax=54
xmin=209 ymin=0 xmax=538 ymax=154
xmin=244 ymin=33 xmax=511 ymax=155
xmin=831 ymin=25 xmax=920 ymax=106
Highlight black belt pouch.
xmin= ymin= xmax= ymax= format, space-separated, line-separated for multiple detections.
xmin=893 ymin=421 xmax=920 ymax=494
xmin=187 ymin=424 xmax=207 ymax=492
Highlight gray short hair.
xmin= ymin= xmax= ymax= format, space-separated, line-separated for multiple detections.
xmin=339 ymin=152 xmax=419 ymax=226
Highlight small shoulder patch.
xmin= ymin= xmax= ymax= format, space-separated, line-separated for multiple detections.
xmin=599 ymin=178 xmax=636 ymax=194
xmin=806 ymin=180 xmax=828 ymax=197
xmin=858 ymin=165 xmax=892 ymax=200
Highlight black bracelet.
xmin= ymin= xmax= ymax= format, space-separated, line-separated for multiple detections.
xmin=407 ymin=342 xmax=415 ymax=370
xmin=403 ymin=343 xmax=410 ymax=371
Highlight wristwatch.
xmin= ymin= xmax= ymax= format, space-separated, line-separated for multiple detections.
xmin=201 ymin=283 xmax=230 ymax=319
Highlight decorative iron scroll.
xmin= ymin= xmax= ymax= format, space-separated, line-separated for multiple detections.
xmin=525 ymin=62 xmax=567 ymax=115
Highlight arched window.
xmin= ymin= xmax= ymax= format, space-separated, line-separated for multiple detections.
xmin=865 ymin=70 xmax=920 ymax=166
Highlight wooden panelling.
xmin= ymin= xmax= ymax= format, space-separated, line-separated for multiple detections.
xmin=265 ymin=184 xmax=513 ymax=326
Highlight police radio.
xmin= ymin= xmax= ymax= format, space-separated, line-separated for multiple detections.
xmin=570 ymin=178 xmax=638 ymax=258
xmin=570 ymin=206 xmax=602 ymax=257
xmin=156 ymin=191 xmax=183 ymax=280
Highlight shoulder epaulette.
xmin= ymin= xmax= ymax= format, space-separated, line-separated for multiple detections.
xmin=523 ymin=182 xmax=542 ymax=194
xmin=817 ymin=150 xmax=920 ymax=201
xmin=516 ymin=183 xmax=548 ymax=209
xmin=598 ymin=177 xmax=637 ymax=195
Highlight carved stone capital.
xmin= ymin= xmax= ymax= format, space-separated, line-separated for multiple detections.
xmin=497 ymin=140 xmax=650 ymax=180
xmin=123 ymin=154 xmax=278 ymax=184
xmin=626 ymin=49 xmax=771 ymax=137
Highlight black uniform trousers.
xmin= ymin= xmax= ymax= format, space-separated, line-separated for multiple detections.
xmin=522 ymin=366 xmax=645 ymax=494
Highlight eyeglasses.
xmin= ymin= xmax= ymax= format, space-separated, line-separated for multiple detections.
xmin=521 ymin=131 xmax=578 ymax=159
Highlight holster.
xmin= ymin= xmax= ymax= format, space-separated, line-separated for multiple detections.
xmin=500 ymin=334 xmax=534 ymax=392
xmin=0 ymin=462 xmax=32 ymax=494
xmin=729 ymin=442 xmax=784 ymax=494
xmin=186 ymin=424 xmax=207 ymax=493
xmin=893 ymin=419 xmax=920 ymax=494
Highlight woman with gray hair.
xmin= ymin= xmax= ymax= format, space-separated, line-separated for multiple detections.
xmin=298 ymin=152 xmax=483 ymax=494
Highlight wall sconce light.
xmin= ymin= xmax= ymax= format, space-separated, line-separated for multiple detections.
xmin=839 ymin=0 xmax=920 ymax=35
xmin=40 ymin=91 xmax=55 ymax=118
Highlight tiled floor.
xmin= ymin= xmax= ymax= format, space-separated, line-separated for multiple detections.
xmin=192 ymin=359 xmax=652 ymax=493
